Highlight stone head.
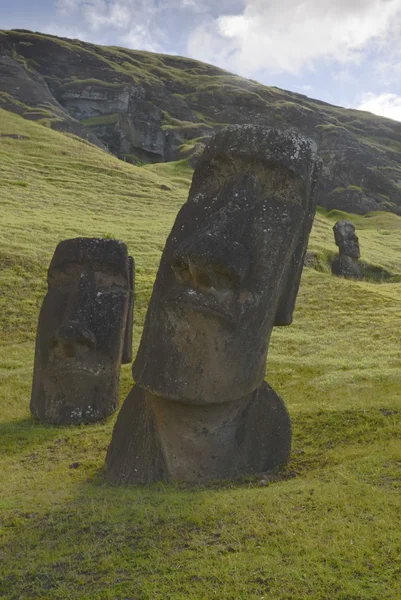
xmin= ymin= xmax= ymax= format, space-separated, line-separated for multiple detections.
xmin=133 ymin=126 xmax=321 ymax=405
xmin=31 ymin=237 xmax=131 ymax=424
xmin=333 ymin=220 xmax=360 ymax=258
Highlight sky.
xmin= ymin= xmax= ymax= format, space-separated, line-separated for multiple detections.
xmin=3 ymin=0 xmax=401 ymax=121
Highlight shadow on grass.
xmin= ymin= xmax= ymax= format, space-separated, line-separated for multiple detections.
xmin=88 ymin=405 xmax=401 ymax=491
xmin=0 ymin=416 xmax=96 ymax=456
xmin=306 ymin=250 xmax=401 ymax=283
xmin=1 ymin=406 xmax=400 ymax=599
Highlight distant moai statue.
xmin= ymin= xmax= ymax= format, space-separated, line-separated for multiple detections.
xmin=106 ymin=125 xmax=322 ymax=484
xmin=30 ymin=238 xmax=134 ymax=425
xmin=331 ymin=220 xmax=362 ymax=279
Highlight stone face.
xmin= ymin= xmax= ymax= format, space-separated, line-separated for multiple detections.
xmin=30 ymin=238 xmax=132 ymax=425
xmin=331 ymin=220 xmax=362 ymax=279
xmin=333 ymin=220 xmax=360 ymax=258
xmin=106 ymin=126 xmax=321 ymax=483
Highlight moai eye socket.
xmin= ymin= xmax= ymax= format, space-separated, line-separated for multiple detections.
xmin=172 ymin=258 xmax=192 ymax=283
xmin=211 ymin=264 xmax=236 ymax=290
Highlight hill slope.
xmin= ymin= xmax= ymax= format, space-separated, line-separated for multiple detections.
xmin=2 ymin=29 xmax=401 ymax=215
xmin=1 ymin=109 xmax=400 ymax=599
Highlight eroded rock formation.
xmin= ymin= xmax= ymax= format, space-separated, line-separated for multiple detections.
xmin=106 ymin=125 xmax=322 ymax=483
xmin=30 ymin=238 xmax=134 ymax=424
xmin=1 ymin=30 xmax=401 ymax=214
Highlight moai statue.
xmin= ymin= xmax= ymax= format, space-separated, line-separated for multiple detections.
xmin=331 ymin=220 xmax=362 ymax=279
xmin=30 ymin=238 xmax=134 ymax=425
xmin=106 ymin=126 xmax=321 ymax=484
xmin=122 ymin=256 xmax=135 ymax=364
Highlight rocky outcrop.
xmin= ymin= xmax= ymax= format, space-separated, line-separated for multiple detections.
xmin=2 ymin=29 xmax=401 ymax=214
xmin=0 ymin=54 xmax=106 ymax=150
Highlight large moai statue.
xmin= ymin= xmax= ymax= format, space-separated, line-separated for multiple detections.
xmin=107 ymin=126 xmax=322 ymax=484
xmin=30 ymin=238 xmax=134 ymax=425
xmin=122 ymin=256 xmax=135 ymax=364
xmin=331 ymin=220 xmax=362 ymax=279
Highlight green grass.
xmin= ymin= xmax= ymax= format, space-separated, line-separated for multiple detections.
xmin=59 ymin=79 xmax=125 ymax=90
xmin=3 ymin=27 xmax=401 ymax=213
xmin=81 ymin=113 xmax=120 ymax=127
xmin=161 ymin=113 xmax=212 ymax=132
xmin=0 ymin=108 xmax=400 ymax=599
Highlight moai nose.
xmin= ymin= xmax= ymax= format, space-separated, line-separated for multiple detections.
xmin=173 ymin=229 xmax=250 ymax=291
xmin=54 ymin=320 xmax=96 ymax=349
xmin=53 ymin=270 xmax=97 ymax=348
xmin=188 ymin=260 xmax=215 ymax=289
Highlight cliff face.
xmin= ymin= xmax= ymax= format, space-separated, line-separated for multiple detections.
xmin=2 ymin=29 xmax=401 ymax=215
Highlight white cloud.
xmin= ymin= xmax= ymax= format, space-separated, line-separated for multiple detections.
xmin=83 ymin=0 xmax=143 ymax=31
xmin=54 ymin=0 xmax=166 ymax=50
xmin=332 ymin=69 xmax=354 ymax=83
xmin=56 ymin=0 xmax=79 ymax=15
xmin=357 ymin=92 xmax=401 ymax=121
xmin=188 ymin=0 xmax=401 ymax=76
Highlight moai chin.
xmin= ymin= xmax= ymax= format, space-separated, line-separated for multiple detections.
xmin=331 ymin=220 xmax=362 ymax=279
xmin=106 ymin=125 xmax=322 ymax=483
xmin=30 ymin=238 xmax=134 ymax=425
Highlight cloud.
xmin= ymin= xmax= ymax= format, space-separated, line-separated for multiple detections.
xmin=187 ymin=0 xmax=401 ymax=76
xmin=54 ymin=0 xmax=245 ymax=52
xmin=56 ymin=0 xmax=77 ymax=14
xmin=54 ymin=0 xmax=167 ymax=51
xmin=357 ymin=92 xmax=401 ymax=121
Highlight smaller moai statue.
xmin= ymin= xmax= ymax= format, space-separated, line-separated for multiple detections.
xmin=331 ymin=220 xmax=362 ymax=279
xmin=30 ymin=238 xmax=134 ymax=425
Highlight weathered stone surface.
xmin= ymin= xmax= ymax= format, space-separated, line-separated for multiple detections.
xmin=331 ymin=220 xmax=362 ymax=279
xmin=0 ymin=55 xmax=106 ymax=150
xmin=106 ymin=383 xmax=291 ymax=483
xmin=332 ymin=254 xmax=362 ymax=279
xmin=106 ymin=126 xmax=321 ymax=483
xmin=30 ymin=238 xmax=132 ymax=424
xmin=122 ymin=256 xmax=135 ymax=364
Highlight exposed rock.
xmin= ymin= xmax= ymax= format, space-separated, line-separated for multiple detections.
xmin=2 ymin=29 xmax=401 ymax=214
xmin=106 ymin=126 xmax=321 ymax=484
xmin=0 ymin=55 xmax=106 ymax=150
xmin=30 ymin=238 xmax=133 ymax=425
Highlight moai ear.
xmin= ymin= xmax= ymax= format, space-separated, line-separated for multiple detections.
xmin=274 ymin=157 xmax=322 ymax=326
xmin=122 ymin=256 xmax=135 ymax=364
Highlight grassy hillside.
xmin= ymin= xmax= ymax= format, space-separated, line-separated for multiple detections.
xmin=1 ymin=108 xmax=400 ymax=599
xmin=2 ymin=29 xmax=401 ymax=215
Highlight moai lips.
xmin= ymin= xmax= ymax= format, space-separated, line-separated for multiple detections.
xmin=106 ymin=126 xmax=322 ymax=483
xmin=30 ymin=238 xmax=134 ymax=425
